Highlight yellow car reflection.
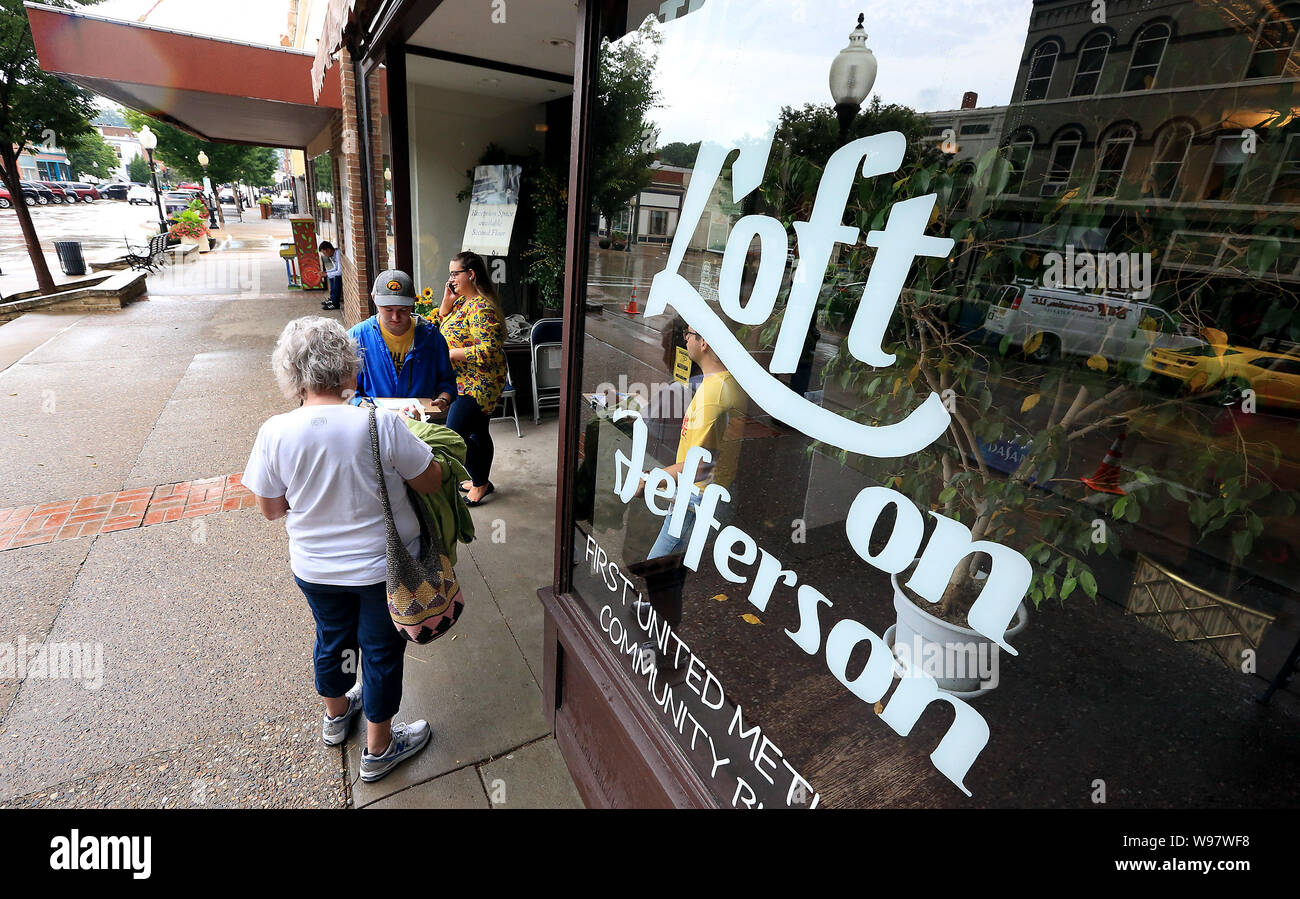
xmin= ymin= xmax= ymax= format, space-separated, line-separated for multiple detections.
xmin=1143 ymin=345 xmax=1300 ymax=410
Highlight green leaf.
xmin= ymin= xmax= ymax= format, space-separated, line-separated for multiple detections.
xmin=1165 ymin=481 xmax=1189 ymax=502
xmin=1112 ymin=495 xmax=1129 ymax=518
xmin=1061 ymin=576 xmax=1077 ymax=600
xmin=1079 ymin=569 xmax=1098 ymax=599
xmin=938 ymin=486 xmax=957 ymax=504
xmin=1231 ymin=529 xmax=1253 ymax=558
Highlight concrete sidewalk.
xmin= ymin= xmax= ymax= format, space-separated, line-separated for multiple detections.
xmin=0 ymin=224 xmax=579 ymax=809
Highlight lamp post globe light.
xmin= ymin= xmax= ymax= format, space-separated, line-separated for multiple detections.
xmin=829 ymin=13 xmax=877 ymax=142
xmin=197 ymin=150 xmax=218 ymax=228
xmin=137 ymin=124 xmax=168 ymax=235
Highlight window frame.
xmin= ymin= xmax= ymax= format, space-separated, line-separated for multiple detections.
xmin=1201 ymin=133 xmax=1254 ymax=202
xmin=1267 ymin=132 xmax=1300 ymax=204
xmin=1024 ymin=39 xmax=1061 ymax=101
xmin=1245 ymin=3 xmax=1300 ymax=80
xmin=1071 ymin=32 xmax=1113 ymax=96
xmin=1092 ymin=124 xmax=1137 ymax=198
xmin=1042 ymin=127 xmax=1084 ymax=196
xmin=1000 ymin=132 xmax=1035 ymax=196
xmin=1124 ymin=22 xmax=1171 ymax=92
xmin=1147 ymin=122 xmax=1194 ymax=201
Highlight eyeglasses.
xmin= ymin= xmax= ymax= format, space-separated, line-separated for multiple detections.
xmin=683 ymin=329 xmax=700 ymax=341
xmin=450 ymin=269 xmax=470 ymax=277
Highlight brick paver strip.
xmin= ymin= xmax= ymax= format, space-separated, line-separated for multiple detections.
xmin=0 ymin=475 xmax=259 ymax=551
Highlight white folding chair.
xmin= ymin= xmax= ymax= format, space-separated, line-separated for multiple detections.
xmin=490 ymin=370 xmax=522 ymax=438
xmin=530 ymin=318 xmax=564 ymax=424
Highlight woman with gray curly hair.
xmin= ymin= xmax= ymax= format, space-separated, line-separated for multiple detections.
xmin=244 ymin=316 xmax=443 ymax=782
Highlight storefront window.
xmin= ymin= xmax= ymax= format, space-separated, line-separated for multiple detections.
xmin=566 ymin=0 xmax=1300 ymax=808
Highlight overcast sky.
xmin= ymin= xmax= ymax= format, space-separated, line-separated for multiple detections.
xmin=94 ymin=0 xmax=292 ymax=45
xmin=646 ymin=0 xmax=1035 ymax=145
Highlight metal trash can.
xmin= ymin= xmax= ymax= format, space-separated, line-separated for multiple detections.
xmin=53 ymin=240 xmax=86 ymax=276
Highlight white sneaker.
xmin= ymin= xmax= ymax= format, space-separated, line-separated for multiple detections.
xmin=360 ymin=720 xmax=431 ymax=782
xmin=321 ymin=682 xmax=363 ymax=746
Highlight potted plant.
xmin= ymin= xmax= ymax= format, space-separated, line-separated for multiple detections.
xmin=258 ymin=195 xmax=272 ymax=219
xmin=612 ymin=229 xmax=628 ymax=250
xmin=318 ymin=199 xmax=332 ymax=223
xmin=167 ymin=208 xmax=208 ymax=247
xmin=598 ymin=235 xmax=612 ymax=249
xmin=522 ymin=166 xmax=567 ymax=315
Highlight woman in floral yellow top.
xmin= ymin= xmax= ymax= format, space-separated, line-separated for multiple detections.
xmin=434 ymin=251 xmax=507 ymax=505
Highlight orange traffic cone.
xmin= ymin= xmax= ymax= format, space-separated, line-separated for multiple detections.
xmin=623 ymin=283 xmax=639 ymax=315
xmin=1082 ymin=431 xmax=1127 ymax=495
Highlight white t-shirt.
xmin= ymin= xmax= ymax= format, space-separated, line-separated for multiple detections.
xmin=243 ymin=404 xmax=434 ymax=586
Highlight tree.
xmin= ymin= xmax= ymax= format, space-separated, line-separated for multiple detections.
xmin=312 ymin=153 xmax=333 ymax=194
xmin=122 ymin=111 xmax=278 ymax=187
xmin=590 ymin=17 xmax=662 ymax=227
xmin=0 ymin=0 xmax=105 ymax=292
xmin=64 ymin=128 xmax=119 ymax=180
xmin=127 ymin=154 xmax=151 ymax=184
xmin=656 ymin=140 xmax=700 ymax=167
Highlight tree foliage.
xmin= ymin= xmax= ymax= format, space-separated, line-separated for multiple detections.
xmin=127 ymin=154 xmax=151 ymax=184
xmin=656 ymin=140 xmax=700 ymax=167
xmin=64 ymin=128 xmax=119 ymax=180
xmin=0 ymin=0 xmax=106 ymax=290
xmin=122 ymin=111 xmax=278 ymax=186
xmin=590 ymin=17 xmax=662 ymax=225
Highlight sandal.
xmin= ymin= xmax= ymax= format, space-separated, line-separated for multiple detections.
xmin=465 ymin=482 xmax=495 ymax=506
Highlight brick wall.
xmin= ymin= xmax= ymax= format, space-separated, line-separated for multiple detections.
xmin=339 ymin=46 xmax=370 ymax=327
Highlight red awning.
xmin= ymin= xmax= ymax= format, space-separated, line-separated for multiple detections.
xmin=27 ymin=2 xmax=342 ymax=150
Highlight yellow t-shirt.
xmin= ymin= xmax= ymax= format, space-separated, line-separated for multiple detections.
xmin=675 ymin=371 xmax=747 ymax=490
xmin=379 ymin=316 xmax=418 ymax=375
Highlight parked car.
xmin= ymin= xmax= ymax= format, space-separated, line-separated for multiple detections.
xmin=981 ymin=281 xmax=1203 ymax=365
xmin=163 ymin=189 xmax=204 ymax=217
xmin=0 ymin=185 xmax=40 ymax=208
xmin=176 ymin=182 xmax=203 ymax=191
xmin=59 ymin=182 xmax=100 ymax=203
xmin=128 ymin=183 xmax=159 ymax=205
xmin=34 ymin=180 xmax=72 ymax=203
xmin=98 ymin=182 xmax=133 ymax=201
xmin=1143 ymin=344 xmax=1300 ymax=410
xmin=218 ymin=188 xmax=235 ymax=204
xmin=20 ymin=181 xmax=57 ymax=205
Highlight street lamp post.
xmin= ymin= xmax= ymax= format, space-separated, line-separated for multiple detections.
xmin=829 ymin=13 xmax=877 ymax=143
xmin=137 ymin=125 xmax=168 ymax=235
xmin=197 ymin=150 xmax=218 ymax=229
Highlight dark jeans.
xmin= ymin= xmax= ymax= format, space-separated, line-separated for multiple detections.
xmin=326 ymin=276 xmax=341 ymax=306
xmin=446 ymin=394 xmax=493 ymax=487
xmin=294 ymin=576 xmax=406 ymax=723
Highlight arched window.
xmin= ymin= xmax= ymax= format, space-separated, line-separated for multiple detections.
xmin=1024 ymin=40 xmax=1061 ymax=101
xmin=1072 ymin=32 xmax=1113 ymax=96
xmin=1268 ymin=133 xmax=1300 ymax=203
xmin=1093 ymin=125 xmax=1136 ymax=198
xmin=1202 ymin=133 xmax=1253 ymax=201
xmin=999 ymin=130 xmax=1034 ymax=195
xmin=1147 ymin=122 xmax=1193 ymax=200
xmin=1042 ymin=127 xmax=1084 ymax=196
xmin=1124 ymin=22 xmax=1171 ymax=91
xmin=1247 ymin=3 xmax=1300 ymax=78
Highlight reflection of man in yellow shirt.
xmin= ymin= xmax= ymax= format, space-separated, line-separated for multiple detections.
xmin=648 ymin=325 xmax=747 ymax=559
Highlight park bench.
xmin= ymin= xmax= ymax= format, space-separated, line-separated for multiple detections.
xmin=123 ymin=233 xmax=170 ymax=274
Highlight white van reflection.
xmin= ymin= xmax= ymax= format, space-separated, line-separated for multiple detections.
xmin=980 ymin=281 xmax=1203 ymax=365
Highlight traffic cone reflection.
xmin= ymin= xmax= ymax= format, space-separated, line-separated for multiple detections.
xmin=623 ymin=283 xmax=639 ymax=315
xmin=1082 ymin=431 xmax=1128 ymax=495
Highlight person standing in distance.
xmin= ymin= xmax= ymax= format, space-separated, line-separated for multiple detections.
xmin=319 ymin=241 xmax=342 ymax=311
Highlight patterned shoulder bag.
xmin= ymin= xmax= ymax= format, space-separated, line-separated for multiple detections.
xmin=368 ymin=406 xmax=464 ymax=643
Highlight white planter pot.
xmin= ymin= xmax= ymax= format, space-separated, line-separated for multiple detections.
xmin=885 ymin=570 xmax=1028 ymax=700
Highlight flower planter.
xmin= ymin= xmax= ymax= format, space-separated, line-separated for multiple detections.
xmin=259 ymin=204 xmax=271 ymax=219
xmin=885 ymin=569 xmax=1028 ymax=699
xmin=318 ymin=208 xmax=331 ymax=222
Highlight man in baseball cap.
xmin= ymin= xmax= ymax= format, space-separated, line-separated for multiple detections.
xmin=347 ymin=269 xmax=457 ymax=417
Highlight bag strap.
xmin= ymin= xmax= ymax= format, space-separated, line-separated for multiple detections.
xmin=368 ymin=406 xmax=402 ymax=545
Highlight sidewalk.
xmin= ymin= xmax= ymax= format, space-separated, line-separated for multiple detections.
xmin=0 ymin=224 xmax=580 ymax=809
